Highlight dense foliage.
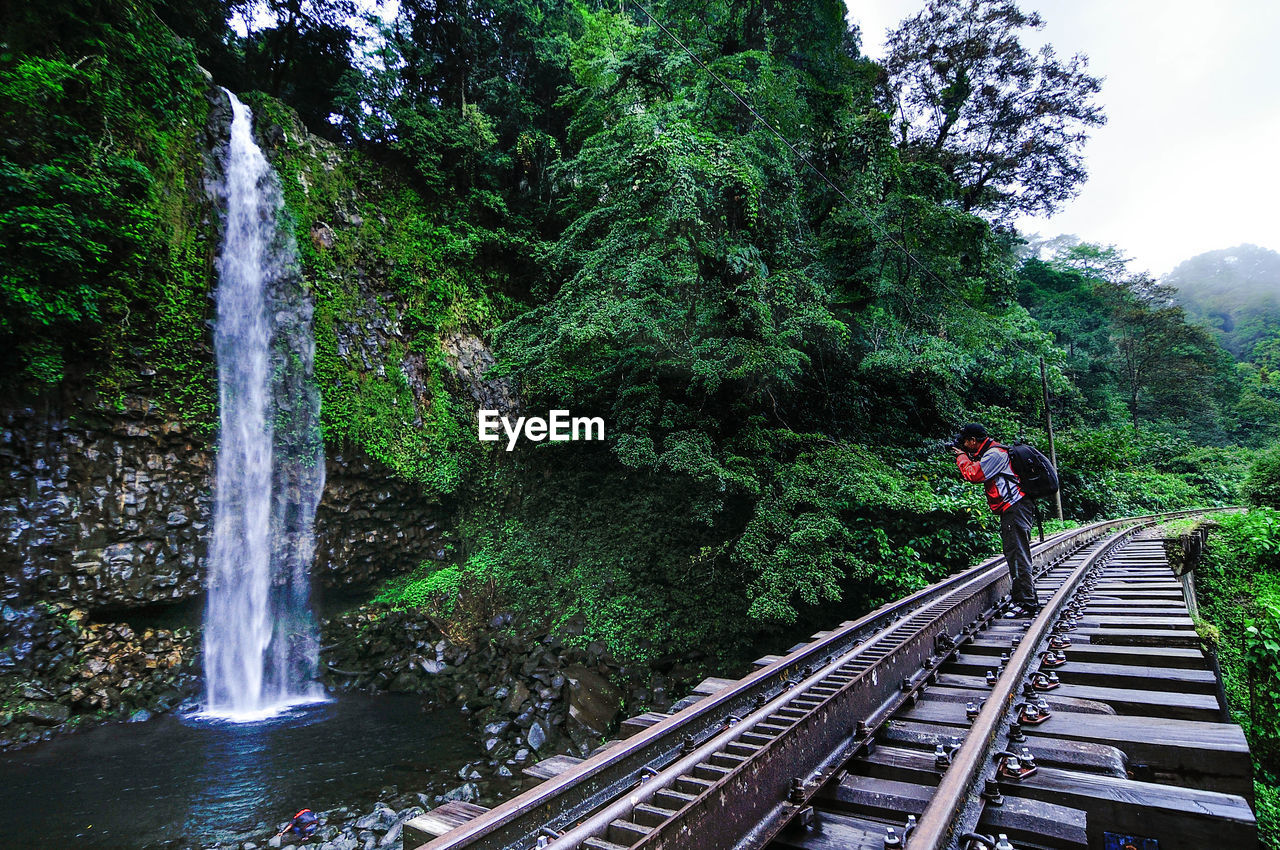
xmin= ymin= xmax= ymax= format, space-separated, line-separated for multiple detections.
xmin=1248 ymin=445 xmax=1280 ymax=510
xmin=1018 ymin=241 xmax=1248 ymax=441
xmin=883 ymin=0 xmax=1105 ymax=218
xmin=3 ymin=0 xmax=1274 ymax=668
xmin=1192 ymin=509 xmax=1280 ymax=847
xmin=0 ymin=2 xmax=214 ymax=408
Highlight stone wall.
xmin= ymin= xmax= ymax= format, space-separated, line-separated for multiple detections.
xmin=0 ymin=401 xmax=450 ymax=616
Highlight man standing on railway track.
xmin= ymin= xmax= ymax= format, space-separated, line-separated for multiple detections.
xmin=951 ymin=423 xmax=1039 ymax=616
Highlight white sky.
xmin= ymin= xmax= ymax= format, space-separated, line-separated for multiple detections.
xmin=844 ymin=0 xmax=1280 ymax=278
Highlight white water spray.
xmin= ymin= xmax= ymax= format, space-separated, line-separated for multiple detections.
xmin=203 ymin=90 xmax=326 ymax=721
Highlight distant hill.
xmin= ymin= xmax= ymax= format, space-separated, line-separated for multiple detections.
xmin=1164 ymin=244 xmax=1280 ymax=361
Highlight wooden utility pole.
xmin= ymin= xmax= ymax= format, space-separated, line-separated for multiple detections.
xmin=1040 ymin=358 xmax=1064 ymax=521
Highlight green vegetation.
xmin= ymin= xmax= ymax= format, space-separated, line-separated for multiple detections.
xmin=4 ymin=0 xmax=1276 ymax=671
xmin=1192 ymin=509 xmax=1280 ymax=847
xmin=1248 ymin=445 xmax=1280 ymax=509
xmin=0 ymin=3 xmax=215 ymax=418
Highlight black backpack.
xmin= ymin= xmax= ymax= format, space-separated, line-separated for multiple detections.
xmin=997 ymin=441 xmax=1059 ymax=500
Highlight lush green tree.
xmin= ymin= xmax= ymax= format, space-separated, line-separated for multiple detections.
xmin=883 ymin=0 xmax=1105 ymax=219
xmin=1101 ymin=275 xmax=1235 ymax=436
xmin=225 ymin=0 xmax=361 ymax=136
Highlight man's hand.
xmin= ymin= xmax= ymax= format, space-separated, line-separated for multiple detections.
xmin=950 ymin=446 xmax=963 ymax=456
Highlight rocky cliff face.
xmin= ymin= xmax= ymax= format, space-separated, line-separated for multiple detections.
xmin=0 ymin=402 xmax=449 ymax=618
xmin=0 ymin=87 xmax=511 ymax=747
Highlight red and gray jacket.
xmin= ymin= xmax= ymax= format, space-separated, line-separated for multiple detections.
xmin=956 ymin=438 xmax=1024 ymax=513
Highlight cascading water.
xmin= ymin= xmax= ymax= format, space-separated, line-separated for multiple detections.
xmin=203 ymin=89 xmax=326 ymax=721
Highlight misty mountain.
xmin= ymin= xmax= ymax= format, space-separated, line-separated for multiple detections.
xmin=1163 ymin=244 xmax=1280 ymax=361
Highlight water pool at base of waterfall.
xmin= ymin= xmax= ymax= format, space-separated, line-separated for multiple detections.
xmin=0 ymin=695 xmax=480 ymax=849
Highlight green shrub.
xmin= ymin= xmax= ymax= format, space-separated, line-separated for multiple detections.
xmin=1257 ymin=781 xmax=1280 ymax=850
xmin=1247 ymin=444 xmax=1280 ymax=509
xmin=1195 ymin=508 xmax=1280 ymax=847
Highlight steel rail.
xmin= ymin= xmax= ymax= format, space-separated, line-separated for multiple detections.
xmin=908 ymin=523 xmax=1144 ymax=850
xmin=550 ymin=542 xmax=1033 ymax=850
xmin=418 ymin=509 xmax=1228 ymax=850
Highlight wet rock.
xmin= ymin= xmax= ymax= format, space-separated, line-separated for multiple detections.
xmin=526 ymin=721 xmax=547 ymax=752
xmin=353 ymin=802 xmax=394 ymax=831
xmin=377 ymin=822 xmax=402 ymax=847
xmin=442 ymin=783 xmax=480 ymax=803
xmin=0 ymin=405 xmax=449 ymax=618
xmin=327 ymin=837 xmax=359 ymax=850
xmin=564 ymin=665 xmax=621 ymax=752
xmin=18 ymin=701 xmax=70 ymax=725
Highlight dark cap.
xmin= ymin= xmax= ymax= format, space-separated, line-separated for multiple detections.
xmin=957 ymin=423 xmax=987 ymax=442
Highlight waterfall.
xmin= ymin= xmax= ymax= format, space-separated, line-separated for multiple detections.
xmin=203 ymin=89 xmax=326 ymax=721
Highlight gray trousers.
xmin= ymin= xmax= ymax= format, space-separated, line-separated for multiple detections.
xmin=1000 ymin=498 xmax=1037 ymax=606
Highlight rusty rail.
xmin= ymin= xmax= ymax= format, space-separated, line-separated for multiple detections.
xmin=910 ymin=523 xmax=1141 ymax=850
xmin=417 ymin=508 xmax=1230 ymax=850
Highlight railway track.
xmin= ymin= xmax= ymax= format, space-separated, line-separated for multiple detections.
xmin=405 ymin=511 xmax=1255 ymax=850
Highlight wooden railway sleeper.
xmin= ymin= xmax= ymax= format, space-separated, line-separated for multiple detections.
xmin=423 ymin=515 xmax=1223 ymax=850
xmin=607 ymin=819 xmax=651 ymax=844
xmin=906 ymin=523 xmax=1145 ymax=850
xmin=631 ymin=803 xmax=678 ymax=828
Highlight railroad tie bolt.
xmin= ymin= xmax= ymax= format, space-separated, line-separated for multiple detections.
xmin=883 ymin=826 xmax=903 ymax=849
xmin=935 ymin=743 xmax=952 ymax=769
xmin=986 ymin=670 xmax=998 ymax=686
xmin=995 ymin=834 xmax=1016 ymax=850
xmin=981 ymin=777 xmax=1005 ymax=805
xmin=1047 ymin=672 xmax=1060 ymax=686
xmin=1008 ymin=721 xmax=1026 ymax=742
xmin=755 ymin=694 xmax=767 ymax=709
xmin=797 ymin=806 xmax=816 ymax=830
xmin=856 ymin=720 xmax=870 ymax=738
xmin=902 ymin=677 xmax=913 ymax=692
xmin=966 ymin=701 xmax=980 ymax=719
xmin=788 ymin=777 xmax=806 ymax=804
xmin=681 ymin=734 xmax=696 ymax=754
xmin=923 ymin=655 xmax=935 ymax=669
xmin=535 ymin=837 xmax=551 ymax=849
xmin=1020 ymin=747 xmax=1037 ymax=769
xmin=1010 ymin=637 xmax=1021 ymax=648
